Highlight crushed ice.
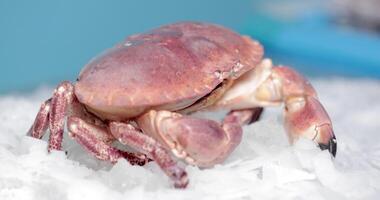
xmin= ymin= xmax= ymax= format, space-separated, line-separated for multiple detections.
xmin=1 ymin=78 xmax=380 ymax=199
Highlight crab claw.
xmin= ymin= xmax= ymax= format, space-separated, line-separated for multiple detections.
xmin=137 ymin=110 xmax=243 ymax=167
xmin=284 ymin=96 xmax=337 ymax=157
xmin=317 ymin=127 xmax=337 ymax=157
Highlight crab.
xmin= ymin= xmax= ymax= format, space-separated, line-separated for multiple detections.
xmin=28 ymin=22 xmax=337 ymax=188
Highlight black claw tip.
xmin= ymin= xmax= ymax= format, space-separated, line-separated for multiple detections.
xmin=319 ymin=135 xmax=337 ymax=157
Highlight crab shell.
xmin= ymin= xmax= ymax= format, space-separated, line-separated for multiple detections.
xmin=75 ymin=22 xmax=263 ymax=120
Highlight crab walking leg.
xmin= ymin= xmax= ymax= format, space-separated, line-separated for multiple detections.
xmin=220 ymin=108 xmax=263 ymax=156
xmin=47 ymin=81 xmax=75 ymax=151
xmin=109 ymin=121 xmax=188 ymax=188
xmin=225 ymin=107 xmax=264 ymax=126
xmin=28 ymin=99 xmax=52 ymax=139
xmin=247 ymin=107 xmax=264 ymax=124
xmin=67 ymin=117 xmax=150 ymax=165
xmin=69 ymin=99 xmax=150 ymax=165
xmin=136 ymin=110 xmax=244 ymax=168
xmin=28 ymin=81 xmax=149 ymax=164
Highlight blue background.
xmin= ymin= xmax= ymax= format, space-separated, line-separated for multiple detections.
xmin=1 ymin=0 xmax=252 ymax=93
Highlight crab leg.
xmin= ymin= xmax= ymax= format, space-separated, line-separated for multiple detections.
xmin=225 ymin=107 xmax=264 ymax=126
xmin=28 ymin=81 xmax=75 ymax=151
xmin=136 ymin=110 xmax=246 ymax=168
xmin=28 ymin=81 xmax=149 ymax=164
xmin=220 ymin=108 xmax=263 ymax=155
xmin=48 ymin=81 xmax=75 ymax=151
xmin=256 ymin=64 xmax=337 ymax=156
xmin=67 ymin=117 xmax=150 ymax=165
xmin=28 ymin=99 xmax=51 ymax=139
xmin=109 ymin=121 xmax=189 ymax=188
xmin=213 ymin=59 xmax=337 ymax=156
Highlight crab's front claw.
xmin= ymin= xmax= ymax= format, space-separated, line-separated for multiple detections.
xmin=317 ymin=125 xmax=337 ymax=157
xmin=137 ymin=110 xmax=243 ymax=167
xmin=284 ymin=96 xmax=337 ymax=156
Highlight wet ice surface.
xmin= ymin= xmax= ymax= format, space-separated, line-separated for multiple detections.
xmin=1 ymin=78 xmax=380 ymax=200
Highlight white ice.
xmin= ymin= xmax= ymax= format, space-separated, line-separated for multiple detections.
xmin=1 ymin=78 xmax=380 ymax=200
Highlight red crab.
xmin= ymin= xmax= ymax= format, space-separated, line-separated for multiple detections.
xmin=28 ymin=22 xmax=337 ymax=188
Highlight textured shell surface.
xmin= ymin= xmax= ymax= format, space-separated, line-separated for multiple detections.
xmin=74 ymin=22 xmax=263 ymax=119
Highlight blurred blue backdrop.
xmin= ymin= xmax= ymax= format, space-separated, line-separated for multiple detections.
xmin=1 ymin=0 xmax=380 ymax=94
xmin=1 ymin=0 xmax=254 ymax=93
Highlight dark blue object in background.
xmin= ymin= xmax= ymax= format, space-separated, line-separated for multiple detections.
xmin=243 ymin=11 xmax=380 ymax=78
